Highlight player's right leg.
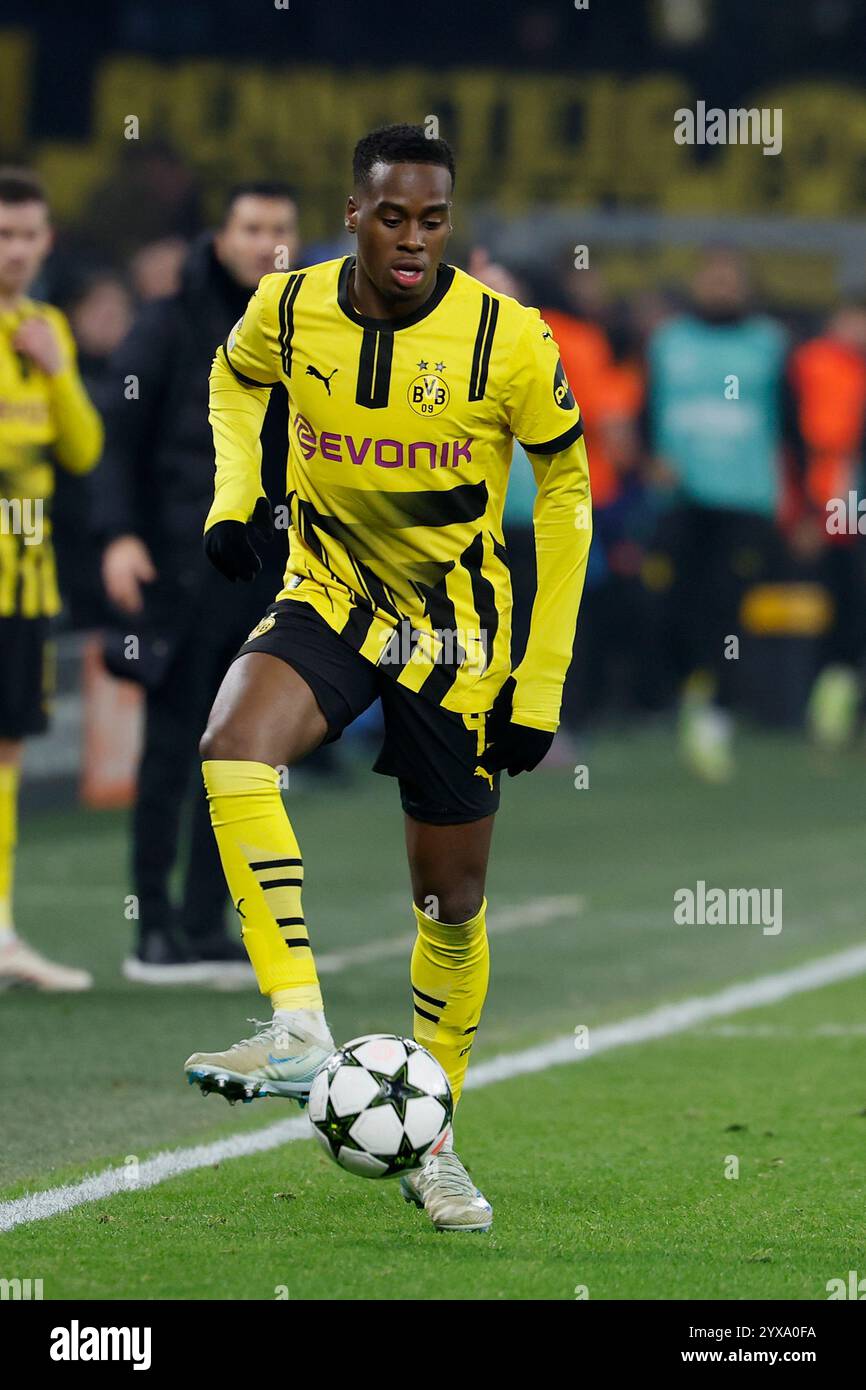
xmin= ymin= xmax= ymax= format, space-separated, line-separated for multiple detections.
xmin=184 ymin=646 xmax=336 ymax=1103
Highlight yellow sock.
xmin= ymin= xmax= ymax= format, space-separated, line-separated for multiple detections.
xmin=0 ymin=764 xmax=19 ymax=936
xmin=202 ymin=759 xmax=322 ymax=1009
xmin=411 ymin=898 xmax=489 ymax=1106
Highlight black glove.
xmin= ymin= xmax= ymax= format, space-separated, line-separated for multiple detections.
xmin=478 ymin=676 xmax=555 ymax=777
xmin=204 ymin=497 xmax=274 ymax=582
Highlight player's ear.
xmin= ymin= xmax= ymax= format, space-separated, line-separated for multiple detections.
xmin=345 ymin=195 xmax=359 ymax=235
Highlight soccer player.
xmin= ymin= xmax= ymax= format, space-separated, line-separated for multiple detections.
xmin=184 ymin=125 xmax=592 ymax=1231
xmin=0 ymin=169 xmax=103 ymax=989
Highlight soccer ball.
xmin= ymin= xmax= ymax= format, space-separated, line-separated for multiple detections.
xmin=308 ymin=1034 xmax=452 ymax=1178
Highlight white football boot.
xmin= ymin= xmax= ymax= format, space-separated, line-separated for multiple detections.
xmin=0 ymin=936 xmax=92 ymax=992
xmin=401 ymin=1141 xmax=493 ymax=1233
xmin=185 ymin=1012 xmax=334 ymax=1105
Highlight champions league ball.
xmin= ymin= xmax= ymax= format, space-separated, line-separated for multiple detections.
xmin=308 ymin=1034 xmax=453 ymax=1178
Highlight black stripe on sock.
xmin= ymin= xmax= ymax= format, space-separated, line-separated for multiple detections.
xmin=282 ymin=938 xmax=311 ymax=948
xmin=276 ymin=917 xmax=305 ymax=927
xmin=250 ymin=858 xmax=303 ymax=871
xmin=412 ymin=984 xmax=447 ymax=1008
xmin=261 ymin=877 xmax=303 ymax=889
xmin=413 ymin=1004 xmax=441 ymax=1025
xmin=463 ymin=1025 xmax=478 ymax=1034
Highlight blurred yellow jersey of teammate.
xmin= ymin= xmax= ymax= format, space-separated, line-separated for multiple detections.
xmin=0 ymin=297 xmax=102 ymax=618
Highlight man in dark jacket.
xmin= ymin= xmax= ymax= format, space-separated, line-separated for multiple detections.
xmin=95 ymin=183 xmax=298 ymax=983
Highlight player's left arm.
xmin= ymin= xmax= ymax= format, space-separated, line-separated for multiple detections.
xmin=514 ymin=430 xmax=592 ymax=725
xmin=205 ymin=277 xmax=283 ymax=581
xmin=481 ymin=311 xmax=592 ymax=776
xmin=18 ymin=309 xmax=103 ymax=474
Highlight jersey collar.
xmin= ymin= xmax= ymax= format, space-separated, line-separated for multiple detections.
xmin=337 ymin=255 xmax=455 ymax=332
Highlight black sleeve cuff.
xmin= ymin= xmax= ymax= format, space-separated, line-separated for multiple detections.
xmin=519 ymin=417 xmax=584 ymax=455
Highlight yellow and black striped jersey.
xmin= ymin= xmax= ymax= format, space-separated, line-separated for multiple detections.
xmin=207 ymin=256 xmax=592 ymax=730
xmin=0 ymin=300 xmax=102 ymax=617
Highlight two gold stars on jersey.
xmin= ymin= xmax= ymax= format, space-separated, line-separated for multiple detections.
xmin=408 ymin=359 xmax=449 ymax=417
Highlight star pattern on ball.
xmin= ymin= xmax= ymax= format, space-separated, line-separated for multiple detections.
xmin=365 ymin=1059 xmax=429 ymax=1125
xmin=319 ymin=1091 xmax=367 ymax=1159
xmin=389 ymin=1130 xmax=429 ymax=1171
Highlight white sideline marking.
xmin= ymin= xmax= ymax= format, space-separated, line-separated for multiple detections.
xmin=316 ymin=894 xmax=584 ymax=974
xmin=464 ymin=943 xmax=866 ymax=1088
xmin=699 ymin=1023 xmax=866 ymax=1038
xmin=3 ymin=941 xmax=866 ymax=1232
xmin=0 ymin=1118 xmax=311 ymax=1233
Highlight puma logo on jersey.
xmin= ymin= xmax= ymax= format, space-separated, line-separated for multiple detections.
xmin=306 ymin=364 xmax=338 ymax=394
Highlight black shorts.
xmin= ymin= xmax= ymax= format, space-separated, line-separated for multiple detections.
xmin=237 ymin=600 xmax=501 ymax=825
xmin=0 ymin=616 xmax=54 ymax=738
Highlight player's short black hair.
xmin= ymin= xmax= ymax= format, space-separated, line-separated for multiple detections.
xmin=223 ymin=180 xmax=297 ymax=221
xmin=352 ymin=124 xmax=456 ymax=192
xmin=0 ymin=167 xmax=48 ymax=207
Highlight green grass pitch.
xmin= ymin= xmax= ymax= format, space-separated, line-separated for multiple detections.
xmin=1 ymin=728 xmax=864 ymax=1299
